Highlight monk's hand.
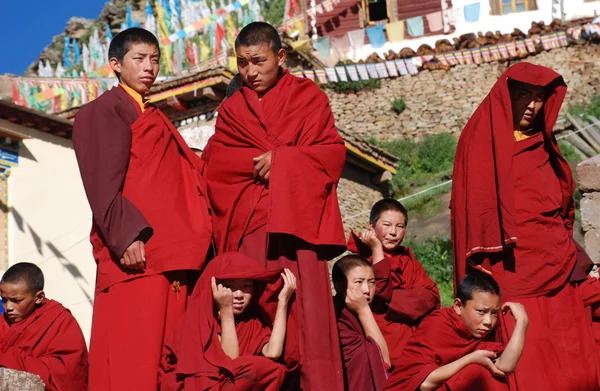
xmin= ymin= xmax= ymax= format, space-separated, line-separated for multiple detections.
xmin=502 ymin=302 xmax=529 ymax=328
xmin=345 ymin=288 xmax=369 ymax=314
xmin=211 ymin=277 xmax=233 ymax=313
xmin=359 ymin=229 xmax=382 ymax=251
xmin=278 ymin=268 xmax=297 ymax=304
xmin=253 ymin=151 xmax=272 ymax=182
xmin=120 ymin=240 xmax=146 ymax=271
xmin=468 ymin=350 xmax=505 ymax=377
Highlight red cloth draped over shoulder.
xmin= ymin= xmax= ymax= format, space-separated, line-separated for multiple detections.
xmin=334 ymin=298 xmax=388 ymax=391
xmin=161 ymin=252 xmax=295 ymax=390
xmin=384 ymin=307 xmax=505 ymax=391
xmin=74 ymin=87 xmax=212 ymax=293
xmin=0 ymin=300 xmax=88 ymax=391
xmin=203 ymin=70 xmax=346 ymax=254
xmin=347 ymin=232 xmax=440 ymax=364
xmin=451 ymin=63 xmax=582 ymax=298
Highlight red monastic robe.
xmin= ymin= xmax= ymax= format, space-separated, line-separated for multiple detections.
xmin=451 ymin=62 xmax=600 ymax=390
xmin=0 ymin=300 xmax=88 ymax=391
xmin=160 ymin=252 xmax=290 ymax=391
xmin=73 ymin=86 xmax=212 ymax=390
xmin=334 ymin=298 xmax=389 ymax=391
xmin=203 ymin=70 xmax=346 ymax=391
xmin=347 ymin=232 xmax=440 ymax=365
xmin=385 ymin=307 xmax=508 ymax=391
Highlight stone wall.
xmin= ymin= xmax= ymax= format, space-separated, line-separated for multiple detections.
xmin=0 ymin=368 xmax=44 ymax=391
xmin=328 ymin=44 xmax=600 ymax=142
xmin=577 ymin=155 xmax=600 ymax=263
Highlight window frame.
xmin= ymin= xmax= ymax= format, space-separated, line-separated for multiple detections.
xmin=499 ymin=0 xmax=528 ymax=14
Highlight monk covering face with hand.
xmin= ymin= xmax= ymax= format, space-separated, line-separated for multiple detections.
xmin=73 ymin=28 xmax=212 ymax=390
xmin=202 ymin=22 xmax=346 ymax=390
xmin=160 ymin=252 xmax=296 ymax=390
xmin=0 ymin=263 xmax=88 ymax=391
xmin=451 ymin=62 xmax=600 ymax=390
xmin=347 ymin=199 xmax=440 ymax=365
xmin=386 ymin=272 xmax=527 ymax=391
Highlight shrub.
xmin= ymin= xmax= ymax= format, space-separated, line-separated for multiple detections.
xmin=405 ymin=236 xmax=454 ymax=307
xmin=392 ymin=98 xmax=406 ymax=114
xmin=326 ymin=79 xmax=381 ymax=94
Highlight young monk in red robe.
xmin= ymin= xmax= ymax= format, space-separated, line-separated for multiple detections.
xmin=202 ymin=22 xmax=346 ymax=390
xmin=72 ymin=28 xmax=212 ymax=390
xmin=160 ymin=252 xmax=295 ymax=390
xmin=331 ymin=255 xmax=390 ymax=391
xmin=451 ymin=62 xmax=600 ymax=390
xmin=347 ymin=199 xmax=440 ymax=365
xmin=387 ymin=272 xmax=527 ymax=391
xmin=0 ymin=263 xmax=88 ymax=390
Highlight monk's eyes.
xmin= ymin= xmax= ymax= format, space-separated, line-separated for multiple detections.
xmin=534 ymin=94 xmax=545 ymax=102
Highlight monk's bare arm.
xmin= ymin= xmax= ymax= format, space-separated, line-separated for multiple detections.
xmin=346 ymin=288 xmax=391 ymax=366
xmin=212 ymin=277 xmax=240 ymax=359
xmin=494 ymin=302 xmax=528 ymax=374
xmin=262 ymin=269 xmax=296 ymax=360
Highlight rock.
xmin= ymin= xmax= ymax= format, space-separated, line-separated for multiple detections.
xmin=577 ymin=155 xmax=600 ymax=192
xmin=584 ymin=230 xmax=600 ymax=264
xmin=0 ymin=368 xmax=45 ymax=391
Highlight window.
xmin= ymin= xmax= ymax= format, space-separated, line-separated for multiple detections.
xmin=490 ymin=0 xmax=536 ymax=15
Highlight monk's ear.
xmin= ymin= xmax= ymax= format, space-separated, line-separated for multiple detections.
xmin=109 ymin=57 xmax=122 ymax=79
xmin=276 ymin=49 xmax=286 ymax=67
xmin=34 ymin=290 xmax=45 ymax=305
xmin=453 ymin=298 xmax=463 ymax=315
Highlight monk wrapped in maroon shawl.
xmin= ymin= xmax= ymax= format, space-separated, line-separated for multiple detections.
xmin=0 ymin=263 xmax=88 ymax=390
xmin=386 ymin=272 xmax=527 ymax=391
xmin=202 ymin=22 xmax=345 ymax=390
xmin=331 ymin=255 xmax=390 ymax=391
xmin=72 ymin=28 xmax=211 ymax=390
xmin=160 ymin=252 xmax=295 ymax=390
xmin=347 ymin=199 xmax=439 ymax=365
xmin=451 ymin=62 xmax=600 ymax=390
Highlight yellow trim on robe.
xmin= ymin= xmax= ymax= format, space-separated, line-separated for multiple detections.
xmin=513 ymin=128 xmax=539 ymax=142
xmin=119 ymin=83 xmax=149 ymax=113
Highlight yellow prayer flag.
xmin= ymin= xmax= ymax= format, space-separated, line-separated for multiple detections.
xmin=386 ymin=21 xmax=405 ymax=43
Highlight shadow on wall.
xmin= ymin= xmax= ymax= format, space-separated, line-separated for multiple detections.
xmin=8 ymin=207 xmax=93 ymax=307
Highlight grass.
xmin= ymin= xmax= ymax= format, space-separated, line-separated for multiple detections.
xmin=392 ymin=98 xmax=406 ymax=114
xmin=568 ymin=95 xmax=600 ymax=120
xmin=404 ymin=236 xmax=454 ymax=307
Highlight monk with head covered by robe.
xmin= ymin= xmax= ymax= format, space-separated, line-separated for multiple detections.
xmin=0 ymin=262 xmax=88 ymax=390
xmin=451 ymin=62 xmax=600 ymax=390
xmin=202 ymin=21 xmax=346 ymax=390
xmin=386 ymin=271 xmax=527 ymax=391
xmin=160 ymin=252 xmax=296 ymax=390
xmin=73 ymin=27 xmax=212 ymax=390
xmin=347 ymin=199 xmax=440 ymax=366
xmin=332 ymin=255 xmax=390 ymax=391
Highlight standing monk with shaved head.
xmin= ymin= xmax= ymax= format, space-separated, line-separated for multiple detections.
xmin=201 ymin=22 xmax=346 ymax=390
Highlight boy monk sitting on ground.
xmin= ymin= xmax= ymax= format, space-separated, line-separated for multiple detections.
xmin=332 ymin=255 xmax=390 ymax=391
xmin=0 ymin=262 xmax=88 ymax=390
xmin=347 ymin=198 xmax=440 ymax=365
xmin=160 ymin=252 xmax=296 ymax=390
xmin=386 ymin=271 xmax=528 ymax=391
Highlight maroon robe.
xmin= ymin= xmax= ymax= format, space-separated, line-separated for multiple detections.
xmin=203 ymin=70 xmax=346 ymax=391
xmin=384 ymin=307 xmax=508 ymax=391
xmin=0 ymin=300 xmax=88 ymax=391
xmin=334 ymin=297 xmax=389 ymax=391
xmin=347 ymin=232 xmax=440 ymax=365
xmin=73 ymin=86 xmax=212 ymax=390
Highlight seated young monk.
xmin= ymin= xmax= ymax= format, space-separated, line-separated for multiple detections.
xmin=347 ymin=199 xmax=440 ymax=365
xmin=160 ymin=252 xmax=296 ymax=390
xmin=0 ymin=263 xmax=88 ymax=390
xmin=331 ymin=255 xmax=390 ymax=391
xmin=202 ymin=21 xmax=347 ymax=390
xmin=386 ymin=271 xmax=528 ymax=391
xmin=451 ymin=62 xmax=600 ymax=390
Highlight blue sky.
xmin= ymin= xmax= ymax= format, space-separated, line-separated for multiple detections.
xmin=0 ymin=1 xmax=108 ymax=75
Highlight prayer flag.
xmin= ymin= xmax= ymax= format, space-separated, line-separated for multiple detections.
xmin=366 ymin=26 xmax=386 ymax=49
xmin=386 ymin=21 xmax=404 ymax=43
xmin=356 ymin=64 xmax=370 ymax=80
xmin=346 ymin=64 xmax=359 ymax=81
xmin=385 ymin=60 xmax=398 ymax=77
xmin=335 ymin=66 xmax=348 ymax=82
xmin=406 ymin=16 xmax=424 ymax=37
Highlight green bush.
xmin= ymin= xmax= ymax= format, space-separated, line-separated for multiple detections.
xmin=568 ymin=95 xmax=600 ymax=119
xmin=405 ymin=236 xmax=454 ymax=307
xmin=263 ymin=0 xmax=286 ymax=27
xmin=392 ymin=98 xmax=406 ymax=114
xmin=326 ymin=79 xmax=381 ymax=94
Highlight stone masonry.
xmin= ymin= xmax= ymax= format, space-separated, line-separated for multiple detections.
xmin=577 ymin=154 xmax=600 ymax=263
xmin=327 ymin=44 xmax=600 ymax=142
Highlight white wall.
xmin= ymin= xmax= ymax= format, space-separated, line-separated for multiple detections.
xmin=315 ymin=0 xmax=600 ymax=65
xmin=7 ymin=127 xmax=95 ymax=344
